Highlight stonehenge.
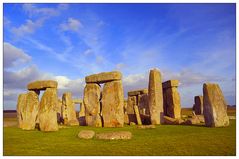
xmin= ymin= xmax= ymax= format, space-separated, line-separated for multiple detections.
xmin=16 ymin=69 xmax=230 ymax=131
xmin=203 ymin=83 xmax=229 ymax=127
xmin=163 ymin=80 xmax=181 ymax=119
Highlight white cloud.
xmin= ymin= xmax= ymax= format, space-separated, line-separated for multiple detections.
xmin=22 ymin=4 xmax=67 ymax=17
xmin=4 ymin=42 xmax=31 ymax=68
xmin=11 ymin=19 xmax=44 ymax=37
xmin=11 ymin=4 xmax=69 ymax=38
xmin=60 ymin=18 xmax=83 ymax=32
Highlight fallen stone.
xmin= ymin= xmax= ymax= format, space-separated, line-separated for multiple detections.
xmin=193 ymin=115 xmax=205 ymax=123
xmin=39 ymin=88 xmax=58 ymax=131
xmin=78 ymin=130 xmax=95 ymax=139
xmin=148 ymin=69 xmax=164 ymax=124
xmin=95 ymin=131 xmax=132 ymax=140
xmin=27 ymin=80 xmax=57 ymax=90
xmin=102 ymin=80 xmax=124 ymax=127
xmin=137 ymin=125 xmax=156 ymax=129
xmin=128 ymin=89 xmax=148 ymax=96
xmin=85 ymin=71 xmax=122 ymax=84
xmin=203 ymin=83 xmax=229 ymax=127
xmin=182 ymin=118 xmax=200 ymax=125
xmin=162 ymin=80 xmax=179 ymax=89
xmin=163 ymin=116 xmax=184 ymax=125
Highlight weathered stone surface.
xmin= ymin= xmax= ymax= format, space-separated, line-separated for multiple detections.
xmin=95 ymin=131 xmax=132 ymax=140
xmin=162 ymin=80 xmax=179 ymax=89
xmin=163 ymin=116 xmax=184 ymax=125
xmin=62 ymin=92 xmax=79 ymax=126
xmin=194 ymin=96 xmax=203 ymax=115
xmin=138 ymin=93 xmax=150 ymax=115
xmin=127 ymin=96 xmax=136 ymax=115
xmin=85 ymin=71 xmax=122 ymax=84
xmin=193 ymin=115 xmax=205 ymax=123
xmin=203 ymin=83 xmax=229 ymax=127
xmin=123 ymin=100 xmax=129 ymax=124
xmin=79 ymin=102 xmax=85 ymax=117
xmin=102 ymin=80 xmax=124 ymax=127
xmin=27 ymin=80 xmax=57 ymax=90
xmin=57 ymin=99 xmax=62 ymax=122
xmin=126 ymin=96 xmax=137 ymax=124
xmin=148 ymin=69 xmax=164 ymax=124
xmin=137 ymin=125 xmax=156 ymax=129
xmin=17 ymin=94 xmax=27 ymax=129
xmin=78 ymin=130 xmax=95 ymax=139
xmin=73 ymin=99 xmax=83 ymax=104
xmin=39 ymin=88 xmax=58 ymax=131
xmin=83 ymin=83 xmax=102 ymax=127
xmin=134 ymin=105 xmax=142 ymax=125
xmin=163 ymin=87 xmax=181 ymax=119
xmin=128 ymin=89 xmax=148 ymax=96
xmin=19 ymin=91 xmax=39 ymax=130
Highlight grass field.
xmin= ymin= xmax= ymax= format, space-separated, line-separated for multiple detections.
xmin=3 ymin=108 xmax=236 ymax=156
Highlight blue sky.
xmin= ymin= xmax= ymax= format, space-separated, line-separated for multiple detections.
xmin=3 ymin=3 xmax=236 ymax=110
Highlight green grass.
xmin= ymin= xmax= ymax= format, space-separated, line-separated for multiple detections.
xmin=4 ymin=120 xmax=236 ymax=156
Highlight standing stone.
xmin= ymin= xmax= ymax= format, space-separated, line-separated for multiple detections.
xmin=138 ymin=93 xmax=149 ymax=115
xmin=148 ymin=69 xmax=164 ymax=124
xmin=83 ymin=83 xmax=102 ymax=127
xmin=62 ymin=92 xmax=79 ymax=126
xmin=134 ymin=105 xmax=142 ymax=125
xmin=194 ymin=96 xmax=203 ymax=115
xmin=57 ymin=99 xmax=62 ymax=123
xmin=16 ymin=93 xmax=27 ymax=129
xmin=102 ymin=80 xmax=124 ymax=127
xmin=19 ymin=91 xmax=39 ymax=130
xmin=39 ymin=88 xmax=58 ymax=131
xmin=124 ymin=100 xmax=129 ymax=124
xmin=163 ymin=80 xmax=181 ymax=119
xmin=79 ymin=102 xmax=86 ymax=126
xmin=126 ymin=96 xmax=137 ymax=124
xmin=203 ymin=83 xmax=229 ymax=127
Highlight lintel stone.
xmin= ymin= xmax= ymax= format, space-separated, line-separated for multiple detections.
xmin=85 ymin=71 xmax=122 ymax=84
xmin=27 ymin=80 xmax=57 ymax=90
xmin=128 ymin=89 xmax=148 ymax=96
